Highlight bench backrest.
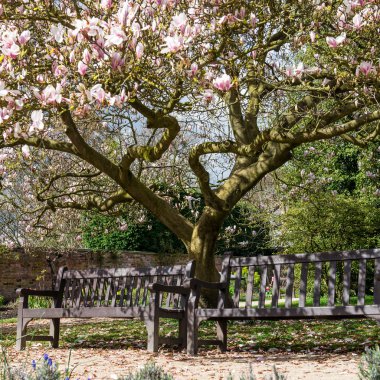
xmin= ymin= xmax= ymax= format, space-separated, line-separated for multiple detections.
xmin=222 ymin=249 xmax=380 ymax=309
xmin=55 ymin=262 xmax=195 ymax=309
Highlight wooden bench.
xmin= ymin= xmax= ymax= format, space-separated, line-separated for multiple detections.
xmin=16 ymin=261 xmax=195 ymax=351
xmin=186 ymin=249 xmax=380 ymax=355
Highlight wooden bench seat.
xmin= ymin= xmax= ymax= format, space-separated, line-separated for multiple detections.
xmin=186 ymin=249 xmax=380 ymax=355
xmin=16 ymin=261 xmax=195 ymax=351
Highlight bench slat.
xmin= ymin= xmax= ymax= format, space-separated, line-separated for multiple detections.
xmin=118 ymin=276 xmax=128 ymax=307
xmin=285 ymin=264 xmax=294 ymax=308
xmin=104 ymin=278 xmax=113 ymax=306
xmin=259 ymin=266 xmax=267 ymax=308
xmin=299 ymin=262 xmax=308 ymax=308
xmin=271 ymin=264 xmax=281 ymax=308
xmin=328 ymin=261 xmax=337 ymax=306
xmin=111 ymin=278 xmax=120 ymax=307
xmin=134 ymin=277 xmax=142 ymax=306
xmin=83 ymin=279 xmax=91 ymax=307
xmin=126 ymin=277 xmax=135 ymax=307
xmin=357 ymin=259 xmax=366 ymax=306
xmin=141 ymin=277 xmax=150 ymax=306
xmin=195 ymin=305 xmax=380 ymax=319
xmin=229 ymin=249 xmax=380 ymax=267
xmin=233 ymin=267 xmax=242 ymax=308
xmin=97 ymin=278 xmax=105 ymax=306
xmin=63 ymin=265 xmax=189 ymax=279
xmin=342 ymin=260 xmax=352 ymax=306
xmin=245 ymin=266 xmax=255 ymax=308
xmin=166 ymin=276 xmax=173 ymax=308
xmin=89 ymin=278 xmax=97 ymax=307
xmin=374 ymin=259 xmax=380 ymax=304
xmin=313 ymin=262 xmax=322 ymax=306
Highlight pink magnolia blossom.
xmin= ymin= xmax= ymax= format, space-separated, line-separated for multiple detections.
xmin=353 ymin=13 xmax=364 ymax=29
xmin=53 ymin=63 xmax=68 ymax=77
xmin=203 ymin=89 xmax=214 ymax=102
xmin=90 ymin=84 xmax=106 ymax=104
xmin=357 ymin=61 xmax=376 ymax=76
xmin=50 ymin=23 xmax=65 ymax=43
xmin=30 ymin=110 xmax=44 ymax=133
xmin=40 ymin=84 xmax=63 ymax=104
xmin=250 ymin=13 xmax=258 ymax=27
xmin=213 ymin=74 xmax=232 ymax=92
xmin=82 ymin=48 xmax=91 ymax=65
xmin=100 ymin=0 xmax=112 ymax=9
xmin=161 ymin=35 xmax=184 ymax=54
xmin=171 ymin=13 xmax=187 ymax=32
xmin=326 ymin=33 xmax=346 ymax=48
xmin=111 ymin=52 xmax=124 ymax=70
xmin=18 ymin=30 xmax=31 ymax=45
xmin=105 ymin=27 xmax=127 ymax=46
xmin=135 ymin=42 xmax=144 ymax=59
xmin=0 ymin=81 xmax=9 ymax=97
xmin=2 ymin=43 xmax=20 ymax=59
xmin=294 ymin=62 xmax=305 ymax=77
xmin=0 ymin=108 xmax=12 ymax=124
xmin=187 ymin=63 xmax=198 ymax=77
xmin=78 ymin=61 xmax=88 ymax=76
xmin=21 ymin=145 xmax=30 ymax=159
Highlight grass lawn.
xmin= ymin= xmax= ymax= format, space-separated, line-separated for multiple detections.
xmin=1 ymin=317 xmax=379 ymax=353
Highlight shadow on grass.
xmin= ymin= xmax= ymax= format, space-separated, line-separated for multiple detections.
xmin=1 ymin=318 xmax=379 ymax=353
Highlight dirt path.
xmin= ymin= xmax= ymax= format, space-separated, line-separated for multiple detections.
xmin=3 ymin=345 xmax=361 ymax=380
xmin=1 ymin=318 xmax=363 ymax=379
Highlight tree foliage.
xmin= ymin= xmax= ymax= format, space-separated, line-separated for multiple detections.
xmin=275 ymin=140 xmax=380 ymax=253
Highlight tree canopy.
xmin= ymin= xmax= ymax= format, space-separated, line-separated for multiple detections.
xmin=0 ymin=0 xmax=379 ymax=281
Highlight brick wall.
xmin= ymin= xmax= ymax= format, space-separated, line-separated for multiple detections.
xmin=0 ymin=248 xmax=191 ymax=302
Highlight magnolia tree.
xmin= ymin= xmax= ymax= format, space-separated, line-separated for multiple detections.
xmin=1 ymin=0 xmax=380 ymax=285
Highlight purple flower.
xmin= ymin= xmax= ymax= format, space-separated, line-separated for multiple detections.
xmin=48 ymin=358 xmax=53 ymax=367
xmin=43 ymin=353 xmax=49 ymax=361
xmin=31 ymin=360 xmax=36 ymax=369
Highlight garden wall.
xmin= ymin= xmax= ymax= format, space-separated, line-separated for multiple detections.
xmin=0 ymin=247 xmax=214 ymax=302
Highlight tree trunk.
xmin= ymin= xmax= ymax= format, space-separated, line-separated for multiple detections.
xmin=189 ymin=206 xmax=228 ymax=306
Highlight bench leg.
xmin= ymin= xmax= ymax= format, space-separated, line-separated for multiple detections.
xmin=179 ymin=317 xmax=187 ymax=349
xmin=16 ymin=317 xmax=31 ymax=351
xmin=216 ymin=320 xmax=227 ymax=352
xmin=49 ymin=319 xmax=60 ymax=348
xmin=187 ymin=315 xmax=200 ymax=355
xmin=145 ymin=317 xmax=159 ymax=352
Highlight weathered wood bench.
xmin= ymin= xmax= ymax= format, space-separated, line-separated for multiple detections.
xmin=16 ymin=261 xmax=195 ymax=351
xmin=186 ymin=249 xmax=380 ymax=355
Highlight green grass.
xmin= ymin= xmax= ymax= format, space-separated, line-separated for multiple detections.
xmin=242 ymin=295 xmax=374 ymax=307
xmin=1 ymin=317 xmax=379 ymax=353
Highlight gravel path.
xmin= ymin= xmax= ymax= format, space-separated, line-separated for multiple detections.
xmin=3 ymin=345 xmax=361 ymax=379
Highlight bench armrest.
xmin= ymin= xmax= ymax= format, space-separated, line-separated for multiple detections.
xmin=184 ymin=278 xmax=228 ymax=290
xmin=16 ymin=288 xmax=60 ymax=298
xmin=148 ymin=283 xmax=190 ymax=295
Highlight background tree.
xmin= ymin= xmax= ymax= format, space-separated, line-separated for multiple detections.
xmin=1 ymin=0 xmax=380 ymax=293
xmin=275 ymin=139 xmax=380 ymax=253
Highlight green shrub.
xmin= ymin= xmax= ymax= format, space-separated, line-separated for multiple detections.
xmin=359 ymin=345 xmax=380 ymax=380
xmin=81 ymin=211 xmax=186 ymax=254
xmin=226 ymin=365 xmax=286 ymax=380
xmin=0 ymin=295 xmax=5 ymax=306
xmin=119 ymin=362 xmax=173 ymax=380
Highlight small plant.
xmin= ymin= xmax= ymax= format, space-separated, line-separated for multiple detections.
xmin=119 ymin=362 xmax=173 ymax=380
xmin=226 ymin=365 xmax=286 ymax=380
xmin=0 ymin=350 xmax=78 ymax=380
xmin=27 ymin=297 xmax=52 ymax=309
xmin=359 ymin=345 xmax=380 ymax=380
xmin=0 ymin=295 xmax=5 ymax=306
